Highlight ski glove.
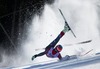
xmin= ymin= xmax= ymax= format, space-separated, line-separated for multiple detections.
xmin=32 ymin=55 xmax=36 ymax=61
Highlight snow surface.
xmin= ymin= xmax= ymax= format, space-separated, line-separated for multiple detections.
xmin=4 ymin=53 xmax=100 ymax=69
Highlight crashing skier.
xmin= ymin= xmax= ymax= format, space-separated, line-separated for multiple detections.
xmin=31 ymin=23 xmax=70 ymax=61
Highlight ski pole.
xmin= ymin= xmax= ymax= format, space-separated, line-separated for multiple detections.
xmin=64 ymin=40 xmax=92 ymax=46
xmin=81 ymin=49 xmax=93 ymax=56
xmin=35 ymin=40 xmax=92 ymax=51
xmin=78 ymin=40 xmax=92 ymax=44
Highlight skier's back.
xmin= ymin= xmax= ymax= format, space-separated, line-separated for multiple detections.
xmin=32 ymin=23 xmax=70 ymax=60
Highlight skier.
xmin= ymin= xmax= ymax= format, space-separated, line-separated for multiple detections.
xmin=31 ymin=23 xmax=70 ymax=60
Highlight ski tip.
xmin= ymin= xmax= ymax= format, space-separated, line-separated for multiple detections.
xmin=88 ymin=40 xmax=92 ymax=42
xmin=83 ymin=40 xmax=92 ymax=43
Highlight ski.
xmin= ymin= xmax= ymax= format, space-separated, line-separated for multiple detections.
xmin=59 ymin=9 xmax=76 ymax=38
xmin=62 ymin=49 xmax=93 ymax=61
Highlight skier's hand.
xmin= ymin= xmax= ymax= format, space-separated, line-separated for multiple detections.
xmin=31 ymin=55 xmax=36 ymax=61
xmin=59 ymin=55 xmax=70 ymax=61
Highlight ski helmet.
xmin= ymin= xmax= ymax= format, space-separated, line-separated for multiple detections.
xmin=55 ymin=45 xmax=63 ymax=52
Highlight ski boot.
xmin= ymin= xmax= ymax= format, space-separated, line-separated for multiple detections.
xmin=63 ymin=24 xmax=70 ymax=33
xmin=65 ymin=22 xmax=71 ymax=31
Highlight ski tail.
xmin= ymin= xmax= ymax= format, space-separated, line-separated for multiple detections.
xmin=59 ymin=9 xmax=76 ymax=38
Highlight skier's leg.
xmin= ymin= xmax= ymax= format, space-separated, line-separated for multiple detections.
xmin=46 ymin=31 xmax=65 ymax=49
xmin=32 ymin=51 xmax=45 ymax=60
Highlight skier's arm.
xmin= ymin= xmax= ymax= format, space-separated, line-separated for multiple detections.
xmin=58 ymin=54 xmax=62 ymax=60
